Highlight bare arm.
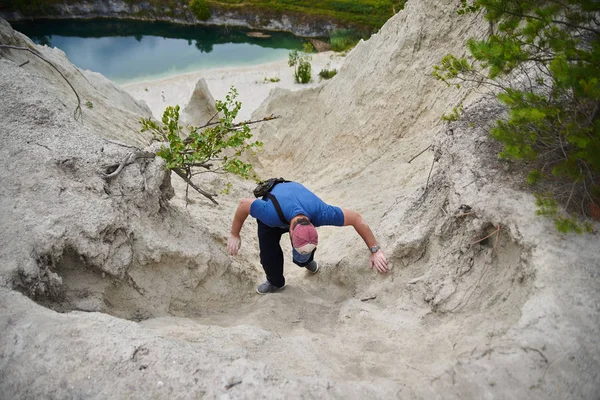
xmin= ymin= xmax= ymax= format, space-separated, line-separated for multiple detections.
xmin=227 ymin=198 xmax=255 ymax=256
xmin=342 ymin=209 xmax=378 ymax=248
xmin=342 ymin=209 xmax=389 ymax=273
xmin=231 ymin=198 xmax=254 ymax=236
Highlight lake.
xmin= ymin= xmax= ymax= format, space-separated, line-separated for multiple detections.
xmin=11 ymin=19 xmax=305 ymax=84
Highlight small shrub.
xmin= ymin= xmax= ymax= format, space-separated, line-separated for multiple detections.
xmin=288 ymin=50 xmax=312 ymax=84
xmin=319 ymin=68 xmax=337 ymax=80
xmin=296 ymin=59 xmax=312 ymax=83
xmin=85 ymin=100 xmax=93 ymax=109
xmin=189 ymin=0 xmax=210 ymax=21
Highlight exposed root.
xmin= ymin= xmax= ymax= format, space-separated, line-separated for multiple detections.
xmin=100 ymin=150 xmax=156 ymax=179
xmin=0 ymin=44 xmax=82 ymax=120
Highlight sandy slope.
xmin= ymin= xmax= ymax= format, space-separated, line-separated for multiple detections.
xmin=0 ymin=1 xmax=599 ymax=399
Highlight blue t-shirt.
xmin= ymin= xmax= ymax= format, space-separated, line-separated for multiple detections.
xmin=250 ymin=182 xmax=344 ymax=228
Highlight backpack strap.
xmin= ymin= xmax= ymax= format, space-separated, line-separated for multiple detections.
xmin=266 ymin=193 xmax=288 ymax=226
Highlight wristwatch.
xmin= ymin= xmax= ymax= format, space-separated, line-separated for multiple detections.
xmin=370 ymin=245 xmax=380 ymax=254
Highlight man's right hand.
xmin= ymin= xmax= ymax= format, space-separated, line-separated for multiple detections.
xmin=227 ymin=234 xmax=242 ymax=256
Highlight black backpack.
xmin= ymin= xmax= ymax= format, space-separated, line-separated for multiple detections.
xmin=253 ymin=178 xmax=291 ymax=225
xmin=253 ymin=177 xmax=290 ymax=198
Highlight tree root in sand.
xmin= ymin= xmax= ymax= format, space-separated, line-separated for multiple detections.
xmin=0 ymin=44 xmax=82 ymax=120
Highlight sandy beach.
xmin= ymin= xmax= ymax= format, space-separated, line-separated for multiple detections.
xmin=122 ymin=51 xmax=347 ymax=122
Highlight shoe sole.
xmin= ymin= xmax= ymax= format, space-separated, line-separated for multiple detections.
xmin=307 ymin=262 xmax=319 ymax=274
xmin=256 ymin=284 xmax=286 ymax=295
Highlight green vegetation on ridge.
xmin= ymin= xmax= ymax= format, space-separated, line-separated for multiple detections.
xmin=434 ymin=0 xmax=600 ymax=232
xmin=210 ymin=0 xmax=406 ymax=31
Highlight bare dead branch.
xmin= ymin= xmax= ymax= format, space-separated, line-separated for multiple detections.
xmin=224 ymin=380 xmax=242 ymax=390
xmin=565 ymin=180 xmax=577 ymax=211
xmin=425 ymin=156 xmax=436 ymax=192
xmin=472 ymin=224 xmax=500 ymax=245
xmin=103 ymin=138 xmax=140 ymax=149
xmin=408 ymin=145 xmax=432 ymax=164
xmin=360 ymin=295 xmax=377 ymax=302
xmin=197 ymin=111 xmax=220 ymax=129
xmin=183 ymin=114 xmax=281 ymax=144
xmin=189 ymin=162 xmax=213 ymax=169
xmin=172 ymin=168 xmax=218 ymax=205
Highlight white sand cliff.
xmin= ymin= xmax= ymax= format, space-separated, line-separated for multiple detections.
xmin=0 ymin=1 xmax=599 ymax=399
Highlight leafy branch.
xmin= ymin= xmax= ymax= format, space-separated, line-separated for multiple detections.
xmin=140 ymin=86 xmax=276 ymax=205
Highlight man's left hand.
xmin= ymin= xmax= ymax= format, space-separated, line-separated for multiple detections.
xmin=227 ymin=234 xmax=242 ymax=256
xmin=370 ymin=250 xmax=389 ymax=273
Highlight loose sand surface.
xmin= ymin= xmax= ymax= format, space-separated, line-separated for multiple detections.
xmin=2 ymin=3 xmax=598 ymax=397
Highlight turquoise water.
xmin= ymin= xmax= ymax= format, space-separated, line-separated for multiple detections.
xmin=12 ymin=19 xmax=305 ymax=84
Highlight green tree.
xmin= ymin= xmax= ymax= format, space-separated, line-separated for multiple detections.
xmin=140 ymin=87 xmax=266 ymax=204
xmin=433 ymin=0 xmax=600 ymax=231
xmin=189 ymin=0 xmax=210 ymax=21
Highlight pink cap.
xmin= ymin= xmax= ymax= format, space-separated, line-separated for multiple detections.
xmin=291 ymin=223 xmax=318 ymax=254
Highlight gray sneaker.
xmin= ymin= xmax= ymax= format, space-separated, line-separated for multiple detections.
xmin=305 ymin=260 xmax=319 ymax=274
xmin=256 ymin=280 xmax=285 ymax=295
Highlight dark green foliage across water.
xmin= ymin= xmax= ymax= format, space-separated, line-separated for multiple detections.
xmin=2 ymin=0 xmax=406 ymax=32
xmin=11 ymin=18 xmax=304 ymax=50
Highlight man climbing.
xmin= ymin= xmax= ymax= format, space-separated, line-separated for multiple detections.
xmin=226 ymin=180 xmax=389 ymax=294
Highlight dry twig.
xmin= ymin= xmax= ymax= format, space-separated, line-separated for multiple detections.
xmin=424 ymin=157 xmax=436 ymax=192
xmin=172 ymin=168 xmax=218 ymax=204
xmin=408 ymin=144 xmax=432 ymax=164
xmin=471 ymin=224 xmax=500 ymax=245
xmin=224 ymin=380 xmax=242 ymax=390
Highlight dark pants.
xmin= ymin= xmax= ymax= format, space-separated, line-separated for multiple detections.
xmin=257 ymin=220 xmax=315 ymax=288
